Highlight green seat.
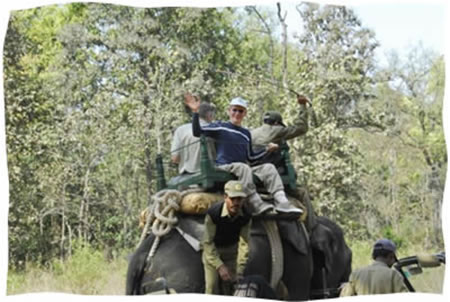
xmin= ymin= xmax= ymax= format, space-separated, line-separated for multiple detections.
xmin=166 ymin=168 xmax=235 ymax=191
xmin=157 ymin=136 xmax=298 ymax=193
xmin=163 ymin=136 xmax=235 ymax=191
xmin=279 ymin=142 xmax=298 ymax=194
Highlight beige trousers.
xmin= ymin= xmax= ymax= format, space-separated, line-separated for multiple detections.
xmin=203 ymin=244 xmax=238 ymax=295
xmin=218 ymin=162 xmax=284 ymax=196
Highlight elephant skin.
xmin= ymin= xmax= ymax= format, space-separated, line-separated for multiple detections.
xmin=126 ymin=214 xmax=313 ymax=300
xmin=309 ymin=216 xmax=352 ymax=299
xmin=126 ymin=215 xmax=205 ymax=295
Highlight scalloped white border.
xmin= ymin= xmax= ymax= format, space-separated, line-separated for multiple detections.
xmin=0 ymin=1 xmax=448 ymax=302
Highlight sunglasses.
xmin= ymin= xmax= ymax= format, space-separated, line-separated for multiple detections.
xmin=232 ymin=108 xmax=245 ymax=114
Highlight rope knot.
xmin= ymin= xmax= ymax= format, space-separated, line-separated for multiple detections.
xmin=138 ymin=187 xmax=205 ymax=270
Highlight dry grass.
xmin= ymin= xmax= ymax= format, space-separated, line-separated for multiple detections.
xmin=8 ymin=241 xmax=444 ymax=295
xmin=7 ymin=247 xmax=129 ymax=295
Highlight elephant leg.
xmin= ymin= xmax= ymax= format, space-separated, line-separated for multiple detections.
xmin=126 ymin=234 xmax=158 ymax=295
xmin=245 ymin=234 xmax=272 ymax=285
xmin=282 ymin=240 xmax=313 ymax=300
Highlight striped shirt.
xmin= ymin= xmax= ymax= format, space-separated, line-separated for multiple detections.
xmin=192 ymin=113 xmax=267 ymax=165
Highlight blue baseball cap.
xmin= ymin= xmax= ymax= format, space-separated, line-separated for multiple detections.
xmin=373 ymin=239 xmax=397 ymax=253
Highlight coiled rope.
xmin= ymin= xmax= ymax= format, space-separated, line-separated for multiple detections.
xmin=139 ymin=188 xmax=204 ymax=270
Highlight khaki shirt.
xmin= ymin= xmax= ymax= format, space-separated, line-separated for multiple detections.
xmin=251 ymin=103 xmax=308 ymax=147
xmin=340 ymin=261 xmax=408 ymax=296
xmin=202 ymin=203 xmax=251 ymax=275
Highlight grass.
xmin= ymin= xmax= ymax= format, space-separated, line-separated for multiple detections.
xmin=7 ymin=244 xmax=130 ymax=295
xmin=7 ymin=240 xmax=445 ymax=295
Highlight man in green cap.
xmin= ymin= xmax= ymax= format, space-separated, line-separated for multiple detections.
xmin=202 ymin=180 xmax=252 ymax=295
xmin=251 ymin=95 xmax=309 ymax=167
xmin=340 ymin=238 xmax=408 ymax=296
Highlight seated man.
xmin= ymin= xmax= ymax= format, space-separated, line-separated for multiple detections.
xmin=202 ymin=180 xmax=252 ymax=295
xmin=251 ymin=95 xmax=309 ymax=168
xmin=171 ymin=98 xmax=216 ymax=174
xmin=184 ymin=94 xmax=301 ymax=215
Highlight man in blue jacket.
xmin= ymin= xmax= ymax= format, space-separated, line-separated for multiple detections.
xmin=184 ymin=94 xmax=301 ymax=215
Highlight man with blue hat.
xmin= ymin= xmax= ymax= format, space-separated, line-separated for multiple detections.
xmin=340 ymin=238 xmax=408 ymax=296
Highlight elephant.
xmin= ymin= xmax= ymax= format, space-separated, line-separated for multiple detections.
xmin=234 ymin=274 xmax=277 ymax=299
xmin=126 ymin=213 xmax=313 ymax=300
xmin=309 ymin=216 xmax=353 ymax=299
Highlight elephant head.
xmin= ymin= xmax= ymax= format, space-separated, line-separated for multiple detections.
xmin=309 ymin=216 xmax=352 ymax=298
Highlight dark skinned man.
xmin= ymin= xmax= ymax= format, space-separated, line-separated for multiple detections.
xmin=340 ymin=239 xmax=408 ymax=296
xmin=202 ymin=180 xmax=252 ymax=295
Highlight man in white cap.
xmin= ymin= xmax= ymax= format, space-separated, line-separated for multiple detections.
xmin=184 ymin=94 xmax=301 ymax=216
xmin=202 ymin=180 xmax=252 ymax=295
xmin=340 ymin=238 xmax=408 ymax=296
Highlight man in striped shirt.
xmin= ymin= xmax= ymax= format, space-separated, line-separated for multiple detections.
xmin=184 ymin=94 xmax=301 ymax=216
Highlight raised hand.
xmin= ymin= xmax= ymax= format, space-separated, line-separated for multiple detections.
xmin=184 ymin=93 xmax=201 ymax=113
xmin=297 ymin=95 xmax=309 ymax=105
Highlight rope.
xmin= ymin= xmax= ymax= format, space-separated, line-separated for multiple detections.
xmin=140 ymin=188 xmax=205 ymax=269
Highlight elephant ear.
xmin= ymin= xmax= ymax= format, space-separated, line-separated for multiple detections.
xmin=177 ymin=215 xmax=205 ymax=241
xmin=277 ymin=220 xmax=309 ymax=255
xmin=310 ymin=223 xmax=336 ymax=273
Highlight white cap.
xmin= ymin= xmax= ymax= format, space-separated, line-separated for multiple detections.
xmin=229 ymin=97 xmax=248 ymax=109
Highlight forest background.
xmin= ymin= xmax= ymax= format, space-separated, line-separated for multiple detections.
xmin=1 ymin=0 xmax=448 ymax=297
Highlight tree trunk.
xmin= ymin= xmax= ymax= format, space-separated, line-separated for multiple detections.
xmin=60 ymin=204 xmax=66 ymax=261
xmin=277 ymin=3 xmax=288 ymax=88
xmin=429 ymin=164 xmax=443 ymax=246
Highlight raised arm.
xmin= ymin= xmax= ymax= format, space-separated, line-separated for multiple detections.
xmin=184 ymin=93 xmax=203 ymax=137
xmin=275 ymin=95 xmax=309 ymax=141
xmin=184 ymin=93 xmax=200 ymax=113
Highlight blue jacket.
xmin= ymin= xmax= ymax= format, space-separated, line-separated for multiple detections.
xmin=192 ymin=113 xmax=267 ymax=165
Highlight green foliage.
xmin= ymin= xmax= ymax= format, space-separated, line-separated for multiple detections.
xmin=380 ymin=226 xmax=404 ymax=249
xmin=5 ymin=2 xmax=445 ymax=275
xmin=283 ymin=3 xmax=381 ymax=237
xmin=348 ymin=240 xmax=372 ymax=269
xmin=51 ymin=242 xmax=108 ymax=294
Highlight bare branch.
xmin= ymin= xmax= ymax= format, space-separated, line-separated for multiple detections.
xmin=277 ymin=2 xmax=288 ymax=87
xmin=249 ymin=6 xmax=274 ymax=81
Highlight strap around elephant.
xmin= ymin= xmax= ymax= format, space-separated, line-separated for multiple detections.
xmin=262 ymin=220 xmax=284 ymax=289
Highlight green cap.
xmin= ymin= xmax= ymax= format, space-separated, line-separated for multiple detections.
xmin=224 ymin=180 xmax=247 ymax=198
xmin=263 ymin=111 xmax=286 ymax=127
